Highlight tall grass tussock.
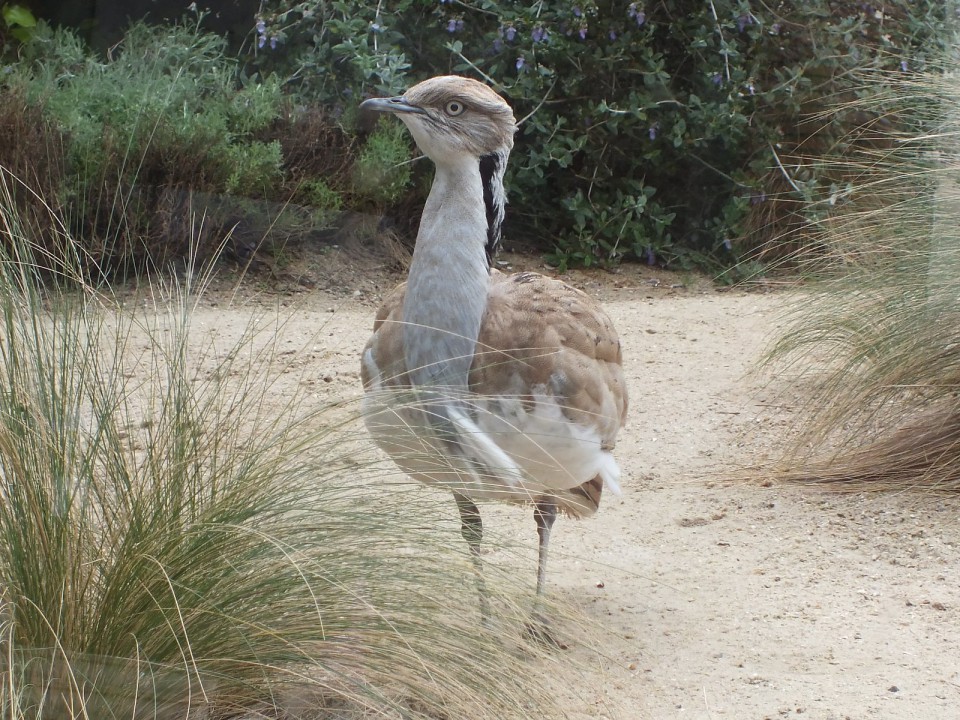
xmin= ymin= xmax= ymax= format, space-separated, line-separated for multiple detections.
xmin=763 ymin=51 xmax=960 ymax=492
xmin=0 ymin=168 xmax=580 ymax=719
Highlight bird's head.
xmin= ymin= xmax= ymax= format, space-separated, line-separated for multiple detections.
xmin=360 ymin=76 xmax=516 ymax=164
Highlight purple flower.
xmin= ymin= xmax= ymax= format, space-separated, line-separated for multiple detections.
xmin=255 ymin=19 xmax=266 ymax=35
xmin=609 ymin=29 xmax=617 ymax=40
xmin=900 ymin=59 xmax=908 ymax=71
xmin=516 ymin=56 xmax=526 ymax=71
xmin=770 ymin=22 xmax=781 ymax=35
xmin=370 ymin=22 xmax=382 ymax=32
xmin=747 ymin=83 xmax=755 ymax=95
xmin=648 ymin=122 xmax=658 ymax=140
xmin=258 ymin=34 xmax=266 ymax=49
xmin=493 ymin=38 xmax=503 ymax=52
xmin=627 ymin=3 xmax=645 ymax=25
xmin=447 ymin=18 xmax=464 ymax=33
xmin=531 ymin=25 xmax=548 ymax=43
xmin=737 ymin=14 xmax=753 ymax=32
xmin=645 ymin=247 xmax=656 ymax=266
xmin=723 ymin=238 xmax=733 ymax=251
xmin=578 ymin=27 xmax=587 ymax=40
xmin=504 ymin=25 xmax=517 ymax=41
xmin=573 ymin=6 xmax=582 ymax=17
xmin=751 ymin=191 xmax=767 ymax=205
xmin=712 ymin=73 xmax=723 ymax=86
xmin=269 ymin=36 xmax=277 ymax=49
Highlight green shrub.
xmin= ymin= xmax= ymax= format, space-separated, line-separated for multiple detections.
xmin=352 ymin=118 xmax=413 ymax=206
xmin=251 ymin=0 xmax=952 ymax=272
xmin=224 ymin=139 xmax=283 ymax=195
xmin=246 ymin=0 xmax=413 ymax=107
xmin=437 ymin=1 xmax=950 ymax=270
xmin=0 ymin=2 xmax=37 ymax=46
xmin=1 ymin=19 xmax=287 ymax=275
xmin=292 ymin=177 xmax=345 ymax=234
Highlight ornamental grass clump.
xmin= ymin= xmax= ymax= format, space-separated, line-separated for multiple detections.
xmin=762 ymin=60 xmax=960 ymax=491
xmin=0 ymin=168 xmax=577 ymax=719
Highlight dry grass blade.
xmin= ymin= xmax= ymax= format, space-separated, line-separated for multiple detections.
xmin=762 ymin=58 xmax=960 ymax=492
xmin=773 ymin=406 xmax=960 ymax=492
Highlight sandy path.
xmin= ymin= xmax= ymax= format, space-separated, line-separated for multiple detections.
xmin=189 ymin=266 xmax=960 ymax=720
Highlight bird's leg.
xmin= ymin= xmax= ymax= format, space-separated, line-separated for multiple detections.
xmin=534 ymin=497 xmax=558 ymax=597
xmin=525 ymin=497 xmax=562 ymax=647
xmin=453 ymin=491 xmax=491 ymax=628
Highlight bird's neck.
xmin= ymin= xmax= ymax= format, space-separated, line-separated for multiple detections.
xmin=402 ymin=155 xmax=505 ymax=387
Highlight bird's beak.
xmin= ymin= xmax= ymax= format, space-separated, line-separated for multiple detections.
xmin=359 ymin=96 xmax=427 ymax=115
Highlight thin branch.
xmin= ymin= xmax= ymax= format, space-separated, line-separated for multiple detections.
xmin=517 ymin=79 xmax=557 ymax=127
xmin=707 ymin=0 xmax=732 ymax=82
xmin=449 ymin=47 xmax=500 ymax=89
xmin=688 ymin=154 xmax=752 ymax=188
xmin=768 ymin=142 xmax=806 ymax=195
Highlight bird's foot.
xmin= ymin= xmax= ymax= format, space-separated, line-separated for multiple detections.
xmin=522 ymin=615 xmax=568 ymax=650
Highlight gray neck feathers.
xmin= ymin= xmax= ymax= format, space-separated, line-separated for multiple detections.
xmin=402 ymin=157 xmax=493 ymax=388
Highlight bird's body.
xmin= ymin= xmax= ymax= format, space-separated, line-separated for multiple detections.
xmin=361 ymin=269 xmax=625 ymax=516
xmin=358 ymin=76 xmax=627 ymax=639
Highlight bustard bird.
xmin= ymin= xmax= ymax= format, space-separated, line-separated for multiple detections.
xmin=359 ymin=76 xmax=627 ymax=641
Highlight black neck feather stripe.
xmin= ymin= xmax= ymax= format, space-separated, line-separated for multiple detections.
xmin=479 ymin=152 xmax=504 ymax=268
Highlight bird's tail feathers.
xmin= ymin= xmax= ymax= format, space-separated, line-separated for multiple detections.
xmin=597 ymin=454 xmax=622 ymax=496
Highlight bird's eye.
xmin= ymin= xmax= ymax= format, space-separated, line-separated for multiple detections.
xmin=445 ymin=100 xmax=466 ymax=116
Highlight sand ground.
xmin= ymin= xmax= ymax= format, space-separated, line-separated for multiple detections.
xmin=183 ymin=249 xmax=960 ymax=720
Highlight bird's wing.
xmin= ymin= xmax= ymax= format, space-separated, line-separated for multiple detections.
xmin=473 ymin=271 xmax=628 ymax=447
xmin=466 ymin=271 xmax=627 ymax=516
xmin=361 ymin=282 xmax=408 ymax=389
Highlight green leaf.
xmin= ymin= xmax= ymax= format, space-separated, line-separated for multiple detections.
xmin=2 ymin=3 xmax=37 ymax=28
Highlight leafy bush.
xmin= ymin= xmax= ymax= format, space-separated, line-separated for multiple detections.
xmin=352 ymin=118 xmax=414 ymax=205
xmin=223 ymin=138 xmax=283 ymax=195
xmin=2 ymin=3 xmax=952 ymax=277
xmin=0 ymin=19 xmax=340 ymax=276
xmin=0 ymin=2 xmax=37 ymax=46
xmin=247 ymin=0 xmax=414 ymax=108
xmin=252 ymin=0 xmax=952 ymax=272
